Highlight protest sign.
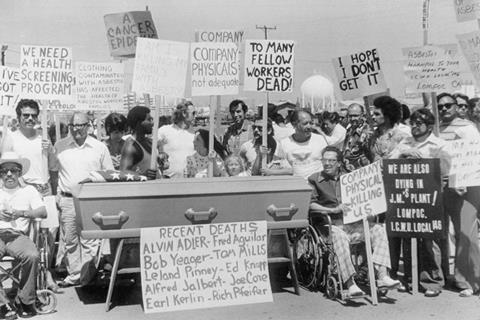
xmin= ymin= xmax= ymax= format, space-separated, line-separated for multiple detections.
xmin=195 ymin=30 xmax=245 ymax=43
xmin=340 ymin=161 xmax=387 ymax=224
xmin=332 ymin=48 xmax=387 ymax=100
xmin=383 ymin=159 xmax=445 ymax=239
xmin=140 ymin=221 xmax=272 ymax=313
xmin=243 ymin=40 xmax=295 ymax=92
xmin=402 ymin=45 xmax=462 ymax=93
xmin=132 ymin=38 xmax=189 ymax=98
xmin=446 ymin=139 xmax=480 ymax=187
xmin=456 ymin=30 xmax=480 ymax=87
xmin=104 ymin=11 xmax=158 ymax=57
xmin=0 ymin=66 xmax=20 ymax=116
xmin=191 ymin=42 xmax=239 ymax=96
xmin=453 ymin=0 xmax=480 ymax=22
xmin=20 ymin=45 xmax=73 ymax=100
xmin=75 ymin=62 xmax=125 ymax=111
xmin=45 ymin=99 xmax=76 ymax=112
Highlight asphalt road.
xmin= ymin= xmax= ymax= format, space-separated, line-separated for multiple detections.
xmin=38 ymin=278 xmax=480 ymax=320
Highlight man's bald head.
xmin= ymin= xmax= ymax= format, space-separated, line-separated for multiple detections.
xmin=348 ymin=103 xmax=364 ymax=115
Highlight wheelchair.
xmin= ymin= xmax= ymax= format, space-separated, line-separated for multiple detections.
xmin=0 ymin=220 xmax=57 ymax=314
xmin=293 ymin=212 xmax=387 ymax=302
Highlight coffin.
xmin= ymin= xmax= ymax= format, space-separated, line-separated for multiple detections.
xmin=74 ymin=176 xmax=312 ymax=239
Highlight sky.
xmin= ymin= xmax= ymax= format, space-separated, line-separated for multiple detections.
xmin=0 ymin=0 xmax=478 ymax=109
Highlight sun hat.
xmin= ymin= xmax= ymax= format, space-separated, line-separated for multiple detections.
xmin=0 ymin=152 xmax=30 ymax=176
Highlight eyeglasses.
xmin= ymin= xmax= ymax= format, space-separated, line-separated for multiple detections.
xmin=411 ymin=120 xmax=426 ymax=127
xmin=21 ymin=113 xmax=38 ymax=120
xmin=322 ymin=159 xmax=338 ymax=164
xmin=458 ymin=104 xmax=468 ymax=109
xmin=0 ymin=167 xmax=21 ymax=176
xmin=437 ymin=103 xmax=455 ymax=110
xmin=70 ymin=122 xmax=89 ymax=129
xmin=348 ymin=114 xmax=362 ymax=118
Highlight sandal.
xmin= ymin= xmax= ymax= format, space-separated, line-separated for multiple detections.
xmin=459 ymin=289 xmax=473 ymax=297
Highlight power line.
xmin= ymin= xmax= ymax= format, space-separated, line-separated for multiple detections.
xmin=255 ymin=25 xmax=276 ymax=40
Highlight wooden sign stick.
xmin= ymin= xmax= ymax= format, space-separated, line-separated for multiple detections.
xmin=54 ymin=111 xmax=61 ymax=144
xmin=208 ymin=96 xmax=216 ymax=178
xmin=262 ymin=93 xmax=268 ymax=170
xmin=150 ymin=95 xmax=160 ymax=172
xmin=363 ymin=216 xmax=378 ymax=305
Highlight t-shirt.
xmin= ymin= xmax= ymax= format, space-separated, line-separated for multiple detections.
xmin=279 ymin=133 xmax=328 ymax=179
xmin=157 ymin=124 xmax=195 ymax=178
xmin=0 ymin=185 xmax=44 ymax=234
xmin=2 ymin=130 xmax=55 ymax=184
xmin=184 ymin=152 xmax=225 ymax=178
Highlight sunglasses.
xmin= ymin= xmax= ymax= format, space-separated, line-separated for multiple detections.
xmin=437 ymin=103 xmax=455 ymax=110
xmin=21 ymin=113 xmax=38 ymax=120
xmin=458 ymin=104 xmax=468 ymax=109
xmin=0 ymin=167 xmax=22 ymax=176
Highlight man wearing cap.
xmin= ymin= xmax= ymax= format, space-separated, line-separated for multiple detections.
xmin=0 ymin=152 xmax=47 ymax=318
xmin=53 ymin=112 xmax=113 ymax=287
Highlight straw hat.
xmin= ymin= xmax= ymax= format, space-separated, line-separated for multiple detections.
xmin=0 ymin=152 xmax=30 ymax=176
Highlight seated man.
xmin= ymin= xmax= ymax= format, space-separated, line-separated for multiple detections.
xmin=0 ymin=152 xmax=47 ymax=318
xmin=308 ymin=146 xmax=400 ymax=297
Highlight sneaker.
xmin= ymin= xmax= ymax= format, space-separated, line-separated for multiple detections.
xmin=14 ymin=301 xmax=35 ymax=318
xmin=348 ymin=284 xmax=365 ymax=297
xmin=376 ymin=276 xmax=401 ymax=290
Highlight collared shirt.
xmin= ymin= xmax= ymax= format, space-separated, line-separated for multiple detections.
xmin=322 ymin=123 xmax=346 ymax=149
xmin=439 ymin=117 xmax=480 ymax=141
xmin=342 ymin=119 xmax=374 ymax=172
xmin=54 ymin=136 xmax=114 ymax=193
xmin=308 ymin=170 xmax=343 ymax=225
xmin=222 ymin=120 xmax=253 ymax=156
xmin=1 ymin=130 xmax=55 ymax=185
xmin=391 ymin=133 xmax=451 ymax=176
xmin=0 ymin=185 xmax=43 ymax=234
xmin=369 ymin=125 xmax=410 ymax=161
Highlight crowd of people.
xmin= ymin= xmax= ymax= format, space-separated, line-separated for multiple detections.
xmin=0 ymin=93 xmax=479 ymax=318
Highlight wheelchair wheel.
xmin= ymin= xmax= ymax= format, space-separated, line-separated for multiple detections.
xmin=293 ymin=226 xmax=321 ymax=290
xmin=34 ymin=289 xmax=57 ymax=314
xmin=325 ymin=276 xmax=338 ymax=299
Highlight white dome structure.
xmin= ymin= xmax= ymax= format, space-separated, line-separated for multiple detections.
xmin=300 ymin=75 xmax=335 ymax=113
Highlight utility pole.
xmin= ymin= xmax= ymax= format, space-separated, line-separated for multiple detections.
xmin=255 ymin=25 xmax=276 ymax=40
xmin=1 ymin=45 xmax=7 ymax=66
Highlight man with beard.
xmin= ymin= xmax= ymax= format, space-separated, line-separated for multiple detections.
xmin=120 ymin=106 xmax=159 ymax=179
xmin=53 ymin=112 xmax=114 ymax=287
xmin=222 ymin=100 xmax=253 ymax=156
xmin=391 ymin=109 xmax=450 ymax=297
xmin=239 ymin=119 xmax=277 ymax=175
xmin=342 ymin=103 xmax=374 ymax=172
xmin=308 ymin=146 xmax=400 ymax=298
xmin=436 ymin=92 xmax=480 ymax=297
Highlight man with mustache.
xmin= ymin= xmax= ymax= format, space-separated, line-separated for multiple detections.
xmin=1 ymin=99 xmax=58 ymax=292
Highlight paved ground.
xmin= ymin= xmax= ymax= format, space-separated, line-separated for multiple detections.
xmin=36 ymin=278 xmax=479 ymax=320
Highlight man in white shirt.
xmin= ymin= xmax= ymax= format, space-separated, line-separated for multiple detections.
xmin=0 ymin=152 xmax=46 ymax=318
xmin=272 ymin=110 xmax=328 ymax=179
xmin=53 ymin=112 xmax=114 ymax=287
xmin=157 ymin=102 xmax=195 ymax=178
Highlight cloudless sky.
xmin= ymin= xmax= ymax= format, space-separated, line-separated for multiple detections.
xmin=0 ymin=0 xmax=478 ymax=108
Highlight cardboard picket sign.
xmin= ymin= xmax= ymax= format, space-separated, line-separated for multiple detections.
xmin=453 ymin=0 xmax=480 ymax=23
xmin=140 ymin=221 xmax=272 ymax=313
xmin=456 ymin=30 xmax=480 ymax=87
xmin=383 ymin=159 xmax=445 ymax=239
xmin=20 ymin=45 xmax=74 ymax=100
xmin=104 ymin=11 xmax=158 ymax=57
xmin=332 ymin=48 xmax=387 ymax=100
xmin=446 ymin=138 xmax=480 ymax=187
xmin=402 ymin=44 xmax=462 ymax=93
xmin=243 ymin=40 xmax=295 ymax=92
xmin=191 ymin=42 xmax=240 ymax=96
xmin=340 ymin=161 xmax=387 ymax=224
xmin=195 ymin=30 xmax=245 ymax=43
xmin=132 ymin=38 xmax=189 ymax=98
xmin=0 ymin=66 xmax=20 ymax=116
xmin=75 ymin=62 xmax=125 ymax=111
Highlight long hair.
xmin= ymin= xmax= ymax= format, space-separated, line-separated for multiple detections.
xmin=126 ymin=106 xmax=150 ymax=132
xmin=196 ymin=129 xmax=229 ymax=160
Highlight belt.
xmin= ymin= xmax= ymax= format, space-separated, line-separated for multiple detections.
xmin=60 ymin=191 xmax=73 ymax=198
